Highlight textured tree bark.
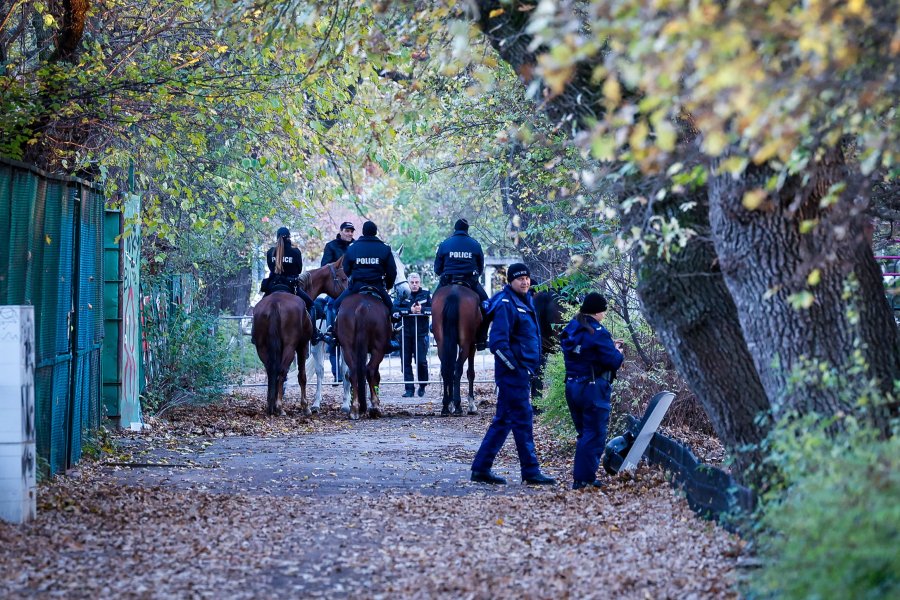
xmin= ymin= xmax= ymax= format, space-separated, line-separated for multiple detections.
xmin=709 ymin=152 xmax=900 ymax=426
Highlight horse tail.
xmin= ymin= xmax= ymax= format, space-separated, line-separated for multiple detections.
xmin=354 ymin=319 xmax=368 ymax=413
xmin=266 ymin=302 xmax=283 ymax=403
xmin=441 ymin=291 xmax=461 ymax=383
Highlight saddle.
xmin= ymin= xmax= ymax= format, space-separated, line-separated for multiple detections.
xmin=356 ymin=284 xmax=384 ymax=299
xmin=441 ymin=274 xmax=475 ymax=290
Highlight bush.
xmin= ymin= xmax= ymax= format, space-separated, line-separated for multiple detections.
xmin=142 ymin=302 xmax=236 ymax=415
xmin=749 ymin=417 xmax=900 ymax=599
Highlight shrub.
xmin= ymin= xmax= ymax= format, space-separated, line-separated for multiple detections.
xmin=142 ymin=302 xmax=236 ymax=416
xmin=749 ymin=416 xmax=900 ymax=599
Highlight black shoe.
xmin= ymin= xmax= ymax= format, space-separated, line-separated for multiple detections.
xmin=471 ymin=470 xmax=507 ymax=485
xmin=402 ymin=390 xmax=414 ymax=398
xmin=523 ymin=473 xmax=556 ymax=486
xmin=417 ymin=386 xmax=426 ymax=397
xmin=475 ymin=341 xmax=487 ymax=351
xmin=572 ymin=479 xmax=603 ymax=490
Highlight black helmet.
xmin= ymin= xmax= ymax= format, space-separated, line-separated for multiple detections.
xmin=602 ymin=431 xmax=635 ymax=475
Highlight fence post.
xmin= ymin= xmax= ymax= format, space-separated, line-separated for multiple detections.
xmin=0 ymin=306 xmax=37 ymax=524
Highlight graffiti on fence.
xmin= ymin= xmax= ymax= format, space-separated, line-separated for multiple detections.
xmin=120 ymin=196 xmax=141 ymax=423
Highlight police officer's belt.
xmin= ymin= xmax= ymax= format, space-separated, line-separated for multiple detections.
xmin=566 ymin=372 xmax=613 ymax=383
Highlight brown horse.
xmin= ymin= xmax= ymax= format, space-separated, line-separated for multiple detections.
xmin=251 ymin=258 xmax=347 ymax=416
xmin=431 ymin=285 xmax=482 ymax=417
xmin=333 ymin=291 xmax=392 ymax=420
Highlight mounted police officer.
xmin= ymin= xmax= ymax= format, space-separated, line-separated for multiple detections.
xmin=318 ymin=221 xmax=355 ymax=380
xmin=470 ymin=263 xmax=556 ymax=486
xmin=393 ymin=272 xmax=431 ymax=398
xmin=434 ymin=218 xmax=490 ymax=349
xmin=321 ymin=221 xmax=355 ymax=266
xmin=560 ymin=292 xmax=625 ymax=490
xmin=333 ymin=220 xmax=397 ymax=317
xmin=261 ymin=226 xmax=314 ymax=313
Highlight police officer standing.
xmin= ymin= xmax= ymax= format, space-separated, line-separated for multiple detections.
xmin=434 ymin=218 xmax=490 ymax=350
xmin=262 ymin=226 xmax=314 ymax=313
xmin=333 ymin=220 xmax=397 ymax=316
xmin=560 ymin=292 xmax=625 ymax=489
xmin=393 ymin=273 xmax=431 ymax=397
xmin=470 ymin=263 xmax=555 ymax=486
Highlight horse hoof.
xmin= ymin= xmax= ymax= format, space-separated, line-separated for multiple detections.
xmin=277 ymin=409 xmax=286 ymax=417
xmin=303 ymin=408 xmax=312 ymax=417
xmin=349 ymin=412 xmax=359 ymax=421
xmin=468 ymin=410 xmax=477 ymax=416
xmin=368 ymin=408 xmax=382 ymax=419
xmin=311 ymin=406 xmax=320 ymax=414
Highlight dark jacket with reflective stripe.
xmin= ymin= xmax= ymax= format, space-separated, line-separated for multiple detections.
xmin=488 ymin=285 xmax=541 ymax=374
xmin=266 ymin=241 xmax=303 ymax=277
xmin=560 ymin=317 xmax=624 ymax=380
xmin=343 ymin=235 xmax=397 ymax=287
xmin=321 ymin=235 xmax=353 ymax=266
xmin=434 ymin=231 xmax=484 ymax=277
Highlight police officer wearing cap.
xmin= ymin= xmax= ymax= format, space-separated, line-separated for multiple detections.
xmin=321 ymin=221 xmax=355 ymax=266
xmin=333 ymin=220 xmax=397 ymax=315
xmin=470 ymin=263 xmax=556 ymax=486
xmin=560 ymin=292 xmax=625 ymax=490
xmin=319 ymin=222 xmax=355 ymax=380
xmin=434 ymin=218 xmax=490 ymax=349
xmin=262 ymin=227 xmax=315 ymax=312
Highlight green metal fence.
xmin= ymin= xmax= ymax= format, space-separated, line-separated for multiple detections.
xmin=0 ymin=158 xmax=104 ymax=476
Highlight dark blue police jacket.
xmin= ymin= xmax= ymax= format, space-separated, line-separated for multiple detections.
xmin=266 ymin=241 xmax=303 ymax=276
xmin=559 ymin=317 xmax=624 ymax=381
xmin=488 ymin=285 xmax=541 ymax=375
xmin=343 ymin=235 xmax=397 ymax=287
xmin=434 ymin=231 xmax=485 ymax=277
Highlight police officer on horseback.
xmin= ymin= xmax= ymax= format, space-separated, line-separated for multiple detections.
xmin=333 ymin=221 xmax=397 ymax=317
xmin=434 ymin=218 xmax=490 ymax=349
xmin=261 ymin=226 xmax=315 ymax=313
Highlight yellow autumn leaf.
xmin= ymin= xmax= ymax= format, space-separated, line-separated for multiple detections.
xmin=702 ymin=131 xmax=728 ymax=156
xmin=807 ymin=269 xmax=822 ymax=286
xmin=602 ymin=77 xmax=621 ymax=105
xmin=656 ymin=121 xmax=677 ymax=152
xmin=488 ymin=8 xmax=505 ymax=18
xmin=742 ymin=189 xmax=767 ymax=210
xmin=45 ymin=234 xmax=52 ymax=245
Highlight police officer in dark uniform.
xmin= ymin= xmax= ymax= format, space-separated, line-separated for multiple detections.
xmin=318 ymin=222 xmax=355 ymax=380
xmin=560 ymin=292 xmax=625 ymax=490
xmin=393 ymin=272 xmax=431 ymax=397
xmin=471 ymin=263 xmax=556 ymax=486
xmin=321 ymin=221 xmax=355 ymax=266
xmin=434 ymin=218 xmax=490 ymax=349
xmin=333 ymin=220 xmax=397 ymax=316
xmin=262 ymin=226 xmax=314 ymax=313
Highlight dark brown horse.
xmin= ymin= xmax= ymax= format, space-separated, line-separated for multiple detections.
xmin=431 ymin=285 xmax=482 ymax=417
xmin=532 ymin=289 xmax=566 ymax=400
xmin=333 ymin=291 xmax=391 ymax=420
xmin=251 ymin=258 xmax=347 ymax=416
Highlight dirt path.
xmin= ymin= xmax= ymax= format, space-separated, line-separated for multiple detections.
xmin=0 ymin=385 xmax=743 ymax=599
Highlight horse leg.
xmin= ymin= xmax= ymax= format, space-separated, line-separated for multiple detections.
xmin=306 ymin=338 xmax=324 ymax=413
xmin=452 ymin=351 xmax=465 ymax=416
xmin=298 ymin=346 xmax=311 ymax=416
xmin=333 ymin=345 xmax=351 ymax=414
xmin=274 ymin=354 xmax=292 ymax=417
xmin=367 ymin=353 xmax=383 ymax=418
xmin=467 ymin=352 xmax=477 ymax=415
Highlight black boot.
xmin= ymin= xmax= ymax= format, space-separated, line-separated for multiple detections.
xmin=572 ymin=479 xmax=603 ymax=490
xmin=523 ymin=472 xmax=556 ymax=485
xmin=471 ymin=470 xmax=507 ymax=485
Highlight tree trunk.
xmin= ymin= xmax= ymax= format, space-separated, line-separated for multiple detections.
xmin=708 ymin=151 xmax=900 ymax=426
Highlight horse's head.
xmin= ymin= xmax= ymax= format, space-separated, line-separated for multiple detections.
xmin=392 ymin=248 xmax=411 ymax=302
xmin=329 ymin=256 xmax=349 ymax=297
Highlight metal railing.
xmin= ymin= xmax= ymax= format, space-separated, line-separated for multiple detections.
xmin=219 ymin=314 xmax=497 ymax=388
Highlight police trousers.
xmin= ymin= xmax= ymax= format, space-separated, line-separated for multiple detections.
xmin=565 ymin=379 xmax=612 ymax=483
xmin=471 ymin=365 xmax=541 ymax=479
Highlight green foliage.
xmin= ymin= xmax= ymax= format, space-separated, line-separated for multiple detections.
xmin=750 ymin=417 xmax=900 ymax=600
xmin=141 ymin=302 xmax=236 ymax=415
xmin=534 ymin=351 xmax=576 ymax=439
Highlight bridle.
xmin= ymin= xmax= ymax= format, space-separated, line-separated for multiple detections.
xmin=330 ymin=263 xmax=348 ymax=294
